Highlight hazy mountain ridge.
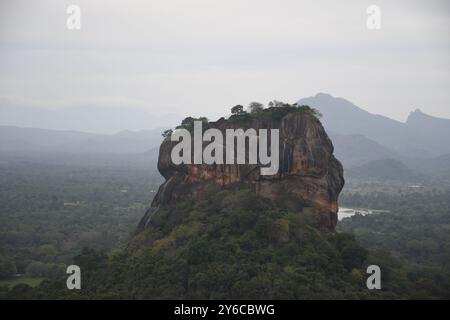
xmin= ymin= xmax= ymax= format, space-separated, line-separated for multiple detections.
xmin=329 ymin=132 xmax=399 ymax=167
xmin=1 ymin=93 xmax=449 ymax=181
xmin=0 ymin=102 xmax=181 ymax=134
xmin=0 ymin=126 xmax=165 ymax=154
xmin=298 ymin=93 xmax=450 ymax=158
xmin=346 ymin=158 xmax=417 ymax=181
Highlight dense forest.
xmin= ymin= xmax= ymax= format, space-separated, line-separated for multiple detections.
xmin=339 ymin=179 xmax=450 ymax=272
xmin=0 ymin=151 xmax=449 ymax=299
xmin=6 ymin=188 xmax=444 ymax=299
xmin=0 ymin=153 xmax=161 ymax=287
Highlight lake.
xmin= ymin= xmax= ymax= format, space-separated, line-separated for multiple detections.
xmin=338 ymin=207 xmax=389 ymax=220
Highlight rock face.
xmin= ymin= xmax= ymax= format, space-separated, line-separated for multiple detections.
xmin=138 ymin=108 xmax=344 ymax=232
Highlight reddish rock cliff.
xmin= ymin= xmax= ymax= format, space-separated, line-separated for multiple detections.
xmin=138 ymin=107 xmax=344 ymax=231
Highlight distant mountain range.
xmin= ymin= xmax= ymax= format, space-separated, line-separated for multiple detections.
xmin=298 ymin=93 xmax=450 ymax=159
xmin=296 ymin=93 xmax=450 ymax=180
xmin=1 ymin=93 xmax=449 ymax=181
xmin=328 ymin=133 xmax=399 ymax=168
xmin=345 ymin=158 xmax=417 ymax=181
xmin=0 ymin=102 xmax=182 ymax=134
xmin=0 ymin=126 xmax=164 ymax=154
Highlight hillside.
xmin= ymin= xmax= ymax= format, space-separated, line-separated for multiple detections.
xmin=329 ymin=133 xmax=399 ymax=167
xmin=0 ymin=126 xmax=164 ymax=154
xmin=28 ymin=189 xmax=403 ymax=299
xmin=6 ymin=105 xmax=448 ymax=300
xmin=346 ymin=159 xmax=415 ymax=181
xmin=298 ymin=93 xmax=450 ymax=158
xmin=0 ymin=102 xmax=181 ymax=134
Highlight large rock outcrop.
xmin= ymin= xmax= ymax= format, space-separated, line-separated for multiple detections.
xmin=138 ymin=107 xmax=344 ymax=232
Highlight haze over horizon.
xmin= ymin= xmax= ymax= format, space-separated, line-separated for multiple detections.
xmin=1 ymin=0 xmax=449 ymax=125
xmin=1 ymin=92 xmax=449 ymax=135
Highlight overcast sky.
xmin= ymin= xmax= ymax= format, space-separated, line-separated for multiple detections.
xmin=0 ymin=0 xmax=449 ymax=123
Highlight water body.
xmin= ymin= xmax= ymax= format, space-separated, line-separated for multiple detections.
xmin=337 ymin=207 xmax=389 ymax=221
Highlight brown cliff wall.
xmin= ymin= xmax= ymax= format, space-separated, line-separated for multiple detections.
xmin=138 ymin=108 xmax=344 ymax=232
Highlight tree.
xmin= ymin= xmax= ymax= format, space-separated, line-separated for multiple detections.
xmin=181 ymin=117 xmax=195 ymax=126
xmin=267 ymin=100 xmax=286 ymax=108
xmin=0 ymin=254 xmax=16 ymax=279
xmin=162 ymin=129 xmax=173 ymax=138
xmin=312 ymin=108 xmax=323 ymax=119
xmin=231 ymin=105 xmax=244 ymax=115
xmin=247 ymin=102 xmax=264 ymax=113
xmin=177 ymin=117 xmax=209 ymax=130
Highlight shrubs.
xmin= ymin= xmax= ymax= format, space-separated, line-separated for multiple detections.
xmin=25 ymin=261 xmax=64 ymax=278
xmin=231 ymin=105 xmax=245 ymax=115
xmin=0 ymin=253 xmax=16 ymax=279
xmin=167 ymin=101 xmax=322 ymax=136
xmin=26 ymin=189 xmax=395 ymax=299
xmin=176 ymin=116 xmax=209 ymax=132
xmin=247 ymin=102 xmax=264 ymax=113
xmin=6 ymin=188 xmax=450 ymax=299
xmin=161 ymin=129 xmax=173 ymax=138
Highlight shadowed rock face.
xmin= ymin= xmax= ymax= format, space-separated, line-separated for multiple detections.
xmin=138 ymin=109 xmax=344 ymax=232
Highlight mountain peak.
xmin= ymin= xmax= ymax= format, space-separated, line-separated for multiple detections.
xmin=406 ymin=108 xmax=449 ymax=124
xmin=408 ymin=108 xmax=425 ymax=118
xmin=314 ymin=92 xmax=335 ymax=99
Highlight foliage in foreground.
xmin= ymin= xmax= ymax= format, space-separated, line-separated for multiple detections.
xmin=339 ymin=186 xmax=450 ymax=292
xmin=4 ymin=188 xmax=449 ymax=299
